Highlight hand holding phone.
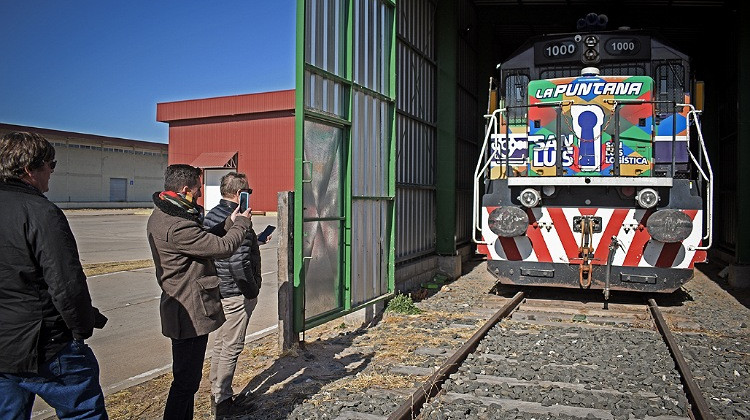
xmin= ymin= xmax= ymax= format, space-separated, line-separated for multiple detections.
xmin=257 ymin=225 xmax=276 ymax=244
xmin=239 ymin=191 xmax=251 ymax=213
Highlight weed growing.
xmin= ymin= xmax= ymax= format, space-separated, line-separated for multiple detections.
xmin=385 ymin=293 xmax=421 ymax=315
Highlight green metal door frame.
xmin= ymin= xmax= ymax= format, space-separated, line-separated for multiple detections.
xmin=435 ymin=0 xmax=458 ymax=256
xmin=294 ymin=0 xmax=396 ymax=333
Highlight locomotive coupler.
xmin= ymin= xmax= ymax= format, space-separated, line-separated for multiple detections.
xmin=578 ymin=217 xmax=596 ymax=288
xmin=603 ymin=235 xmax=623 ymax=310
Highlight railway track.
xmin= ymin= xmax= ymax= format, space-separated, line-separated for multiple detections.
xmin=389 ymin=291 xmax=715 ymax=420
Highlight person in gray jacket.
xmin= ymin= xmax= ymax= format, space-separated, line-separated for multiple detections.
xmin=202 ymin=172 xmax=265 ymax=417
xmin=147 ymin=164 xmax=252 ymax=420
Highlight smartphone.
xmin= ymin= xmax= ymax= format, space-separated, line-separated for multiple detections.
xmin=239 ymin=191 xmax=250 ymax=213
xmin=257 ymin=225 xmax=276 ymax=243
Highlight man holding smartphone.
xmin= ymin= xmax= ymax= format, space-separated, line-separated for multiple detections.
xmin=147 ymin=165 xmax=252 ymax=420
xmin=202 ymin=172 xmax=267 ymax=417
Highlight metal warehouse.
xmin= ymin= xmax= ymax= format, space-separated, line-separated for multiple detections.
xmin=0 ymin=123 xmax=168 ymax=208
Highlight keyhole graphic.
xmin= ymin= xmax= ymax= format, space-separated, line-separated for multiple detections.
xmin=578 ymin=110 xmax=598 ymax=168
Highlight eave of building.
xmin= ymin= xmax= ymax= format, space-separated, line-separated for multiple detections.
xmin=156 ymin=89 xmax=295 ymax=123
xmin=0 ymin=123 xmax=167 ymax=151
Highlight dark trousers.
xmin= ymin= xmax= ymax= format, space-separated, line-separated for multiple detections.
xmin=163 ymin=334 xmax=209 ymax=420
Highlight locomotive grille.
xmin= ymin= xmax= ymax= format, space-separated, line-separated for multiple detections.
xmin=503 ymin=70 xmax=530 ymax=125
xmin=654 ymin=60 xmax=686 ymax=116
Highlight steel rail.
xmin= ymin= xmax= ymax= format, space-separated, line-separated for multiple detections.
xmin=388 ymin=291 xmax=525 ymax=420
xmin=648 ymin=298 xmax=715 ymax=420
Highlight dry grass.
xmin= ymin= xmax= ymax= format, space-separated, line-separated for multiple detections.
xmin=324 ymin=371 xmax=418 ymax=394
xmin=83 ymin=259 xmax=154 ymax=276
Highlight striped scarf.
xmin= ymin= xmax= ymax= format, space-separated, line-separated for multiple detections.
xmin=158 ymin=190 xmax=200 ymax=215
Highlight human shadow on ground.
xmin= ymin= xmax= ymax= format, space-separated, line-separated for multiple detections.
xmin=227 ymin=326 xmax=375 ymax=419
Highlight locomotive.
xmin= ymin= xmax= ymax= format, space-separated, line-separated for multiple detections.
xmin=473 ymin=15 xmax=713 ymax=300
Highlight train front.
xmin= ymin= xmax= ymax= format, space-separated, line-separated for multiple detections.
xmin=474 ymin=64 xmax=712 ymax=294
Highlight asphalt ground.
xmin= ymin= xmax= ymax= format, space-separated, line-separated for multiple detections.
xmin=31 ymin=209 xmax=279 ymax=419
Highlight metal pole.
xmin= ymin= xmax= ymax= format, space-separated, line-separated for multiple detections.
xmin=671 ymin=103 xmax=677 ymax=177
xmin=556 ymin=106 xmax=563 ymax=176
xmin=603 ymin=236 xmax=619 ymax=310
xmin=613 ymin=104 xmax=621 ymax=176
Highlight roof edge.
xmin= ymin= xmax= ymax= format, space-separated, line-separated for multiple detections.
xmin=157 ymin=89 xmax=295 ymax=123
xmin=0 ymin=123 xmax=166 ymax=149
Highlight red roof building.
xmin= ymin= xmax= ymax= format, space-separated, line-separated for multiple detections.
xmin=157 ymin=90 xmax=294 ymax=213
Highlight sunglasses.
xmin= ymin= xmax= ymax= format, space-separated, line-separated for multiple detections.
xmin=48 ymin=160 xmax=57 ymax=170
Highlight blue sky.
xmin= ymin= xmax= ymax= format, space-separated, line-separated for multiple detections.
xmin=0 ymin=1 xmax=296 ymax=143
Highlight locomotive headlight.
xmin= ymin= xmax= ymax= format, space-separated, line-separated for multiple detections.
xmin=636 ymin=188 xmax=659 ymax=208
xmin=518 ymin=188 xmax=542 ymax=208
xmin=584 ymin=48 xmax=599 ymax=62
xmin=488 ymin=206 xmax=529 ymax=238
xmin=646 ymin=209 xmax=693 ymax=243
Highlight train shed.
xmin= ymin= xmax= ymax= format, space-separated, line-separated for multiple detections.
xmin=289 ymin=0 xmax=748 ymax=333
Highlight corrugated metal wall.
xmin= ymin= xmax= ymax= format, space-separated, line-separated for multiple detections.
xmin=396 ymin=0 xmax=437 ymax=263
xmin=455 ymin=0 xmax=479 ymax=247
xmin=349 ymin=0 xmax=394 ymax=307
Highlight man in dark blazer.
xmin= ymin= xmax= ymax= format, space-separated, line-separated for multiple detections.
xmin=147 ymin=164 xmax=252 ymax=420
xmin=0 ymin=132 xmax=108 ymax=419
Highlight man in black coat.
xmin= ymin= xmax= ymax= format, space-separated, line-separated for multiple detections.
xmin=203 ymin=172 xmax=265 ymax=417
xmin=0 ymin=132 xmax=108 ymax=419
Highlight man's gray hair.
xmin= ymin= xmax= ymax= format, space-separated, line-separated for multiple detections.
xmin=220 ymin=172 xmax=249 ymax=197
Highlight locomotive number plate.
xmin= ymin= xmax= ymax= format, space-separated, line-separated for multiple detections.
xmin=572 ymin=216 xmax=603 ymax=233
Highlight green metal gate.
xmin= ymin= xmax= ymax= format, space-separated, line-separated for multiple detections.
xmin=294 ymin=0 xmax=396 ymax=332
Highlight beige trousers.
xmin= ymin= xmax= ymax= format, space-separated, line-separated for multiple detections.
xmin=209 ymin=295 xmax=257 ymax=404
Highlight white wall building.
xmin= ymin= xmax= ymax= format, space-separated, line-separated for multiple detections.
xmin=1 ymin=123 xmax=168 ymax=208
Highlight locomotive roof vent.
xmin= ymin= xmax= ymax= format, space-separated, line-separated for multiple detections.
xmin=581 ymin=67 xmax=600 ymax=76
